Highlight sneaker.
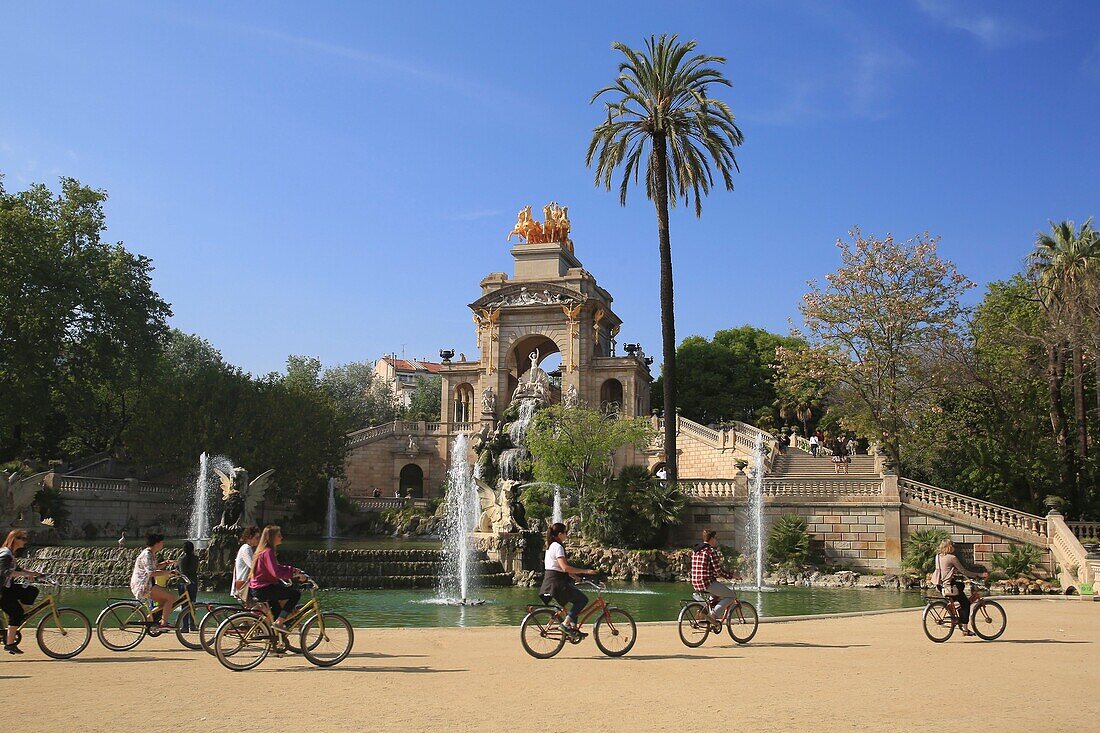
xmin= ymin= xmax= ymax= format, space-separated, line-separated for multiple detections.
xmin=4 ymin=644 xmax=23 ymax=655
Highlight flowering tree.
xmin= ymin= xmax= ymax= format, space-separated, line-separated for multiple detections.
xmin=782 ymin=228 xmax=973 ymax=468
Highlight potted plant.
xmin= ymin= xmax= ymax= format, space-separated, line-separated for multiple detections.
xmin=1043 ymin=495 xmax=1065 ymax=514
xmin=734 ymin=459 xmax=748 ymax=473
xmin=1081 ymin=536 xmax=1099 ymax=555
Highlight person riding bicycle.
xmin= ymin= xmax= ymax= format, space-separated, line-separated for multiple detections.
xmin=929 ymin=539 xmax=988 ymax=636
xmin=233 ymin=525 xmax=261 ymax=605
xmin=539 ymin=522 xmax=597 ymax=639
xmin=691 ymin=529 xmax=740 ymax=631
xmin=130 ymin=532 xmax=178 ymax=630
xmin=1 ymin=530 xmax=44 ymax=654
xmin=248 ymin=525 xmax=307 ymax=635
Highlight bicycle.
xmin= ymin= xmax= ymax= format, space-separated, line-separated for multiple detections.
xmin=0 ymin=576 xmax=92 ymax=659
xmin=95 ymin=573 xmax=206 ymax=651
xmin=212 ymin=577 xmax=353 ymax=671
xmin=519 ymin=579 xmax=637 ymax=659
xmin=677 ymin=589 xmax=759 ymax=647
xmin=199 ymin=600 xmax=255 ymax=655
xmin=922 ymin=580 xmax=1006 ymax=643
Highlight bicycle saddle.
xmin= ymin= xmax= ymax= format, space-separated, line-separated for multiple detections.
xmin=538 ymin=593 xmax=554 ymax=605
xmin=692 ymin=592 xmax=710 ymax=602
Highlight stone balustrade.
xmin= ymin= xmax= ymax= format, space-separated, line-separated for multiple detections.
xmin=676 ymin=479 xmax=740 ymax=498
xmin=792 ymin=434 xmax=833 ymax=457
xmin=55 ymin=475 xmax=182 ymax=499
xmin=764 ymin=477 xmax=882 ymax=497
xmin=1067 ymin=521 xmax=1100 ymax=541
xmin=1047 ymin=513 xmax=1095 ymax=589
xmin=898 ymin=478 xmax=1047 ymax=538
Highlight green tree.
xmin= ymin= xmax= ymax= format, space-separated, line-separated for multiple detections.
xmin=526 ymin=404 xmax=655 ymax=500
xmin=587 ymin=34 xmax=744 ymax=480
xmin=1029 ymin=220 xmax=1100 ymax=489
xmin=0 ymin=176 xmax=171 ymax=460
xmin=783 ymin=229 xmax=973 ymax=469
xmin=772 ymin=343 xmax=835 ymax=436
xmin=321 ymin=361 xmax=400 ymax=430
xmin=581 ymin=464 xmax=685 ymax=549
xmin=652 ymin=326 xmax=805 ymax=426
xmin=403 ymin=375 xmax=441 ymax=421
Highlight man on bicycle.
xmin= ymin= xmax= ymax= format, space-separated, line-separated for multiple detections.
xmin=691 ymin=529 xmax=740 ymax=631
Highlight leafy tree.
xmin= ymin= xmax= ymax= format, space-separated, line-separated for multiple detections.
xmin=526 ymin=404 xmax=655 ymax=500
xmin=321 ymin=361 xmax=400 ymax=430
xmin=652 ymin=326 xmax=805 ymax=426
xmin=772 ymin=342 xmax=835 ymax=436
xmin=403 ymin=375 xmax=441 ymax=421
xmin=587 ymin=34 xmax=744 ymax=481
xmin=903 ymin=528 xmax=950 ymax=575
xmin=782 ymin=229 xmax=973 ymax=469
xmin=766 ymin=515 xmax=811 ymax=570
xmin=580 ymin=465 xmax=685 ymax=549
xmin=0 ymin=176 xmax=171 ymax=460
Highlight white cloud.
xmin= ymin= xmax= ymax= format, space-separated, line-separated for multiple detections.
xmin=914 ymin=0 xmax=1039 ymax=48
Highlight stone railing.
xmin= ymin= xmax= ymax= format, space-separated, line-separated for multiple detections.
xmin=353 ymin=497 xmax=415 ymax=511
xmin=679 ymin=417 xmax=721 ymax=445
xmin=764 ymin=477 xmax=882 ymax=497
xmin=728 ymin=420 xmax=773 ymax=452
xmin=346 ymin=422 xmax=398 ymax=447
xmin=675 ymin=479 xmax=739 ymax=498
xmin=898 ymin=478 xmax=1047 ymax=539
xmin=1067 ymin=522 xmax=1100 ymax=541
xmin=1047 ymin=513 xmax=1095 ymax=589
xmin=55 ymin=475 xmax=180 ymax=498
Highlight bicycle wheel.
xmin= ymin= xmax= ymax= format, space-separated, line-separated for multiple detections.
xmin=520 ymin=608 xmax=566 ymax=659
xmin=299 ymin=612 xmax=354 ymax=667
xmin=922 ymin=601 xmax=956 ymax=643
xmin=96 ymin=601 xmax=148 ymax=651
xmin=971 ymin=600 xmax=1006 ymax=641
xmin=36 ymin=608 xmax=91 ymax=659
xmin=283 ymin=611 xmax=316 ymax=654
xmin=199 ymin=606 xmax=238 ymax=655
xmin=174 ymin=605 xmax=203 ymax=650
xmin=594 ymin=607 xmax=637 ymax=657
xmin=214 ymin=612 xmax=271 ymax=671
xmin=727 ymin=601 xmax=759 ymax=644
xmin=677 ymin=602 xmax=711 ymax=648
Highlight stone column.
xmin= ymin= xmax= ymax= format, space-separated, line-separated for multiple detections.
xmin=882 ymin=474 xmax=903 ymax=573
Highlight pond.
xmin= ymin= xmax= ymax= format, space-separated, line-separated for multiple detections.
xmin=49 ymin=583 xmax=924 ymax=628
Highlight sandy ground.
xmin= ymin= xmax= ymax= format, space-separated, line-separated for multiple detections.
xmin=3 ymin=598 xmax=1096 ymax=733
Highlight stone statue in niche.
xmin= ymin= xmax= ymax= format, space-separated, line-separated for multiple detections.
xmin=482 ymin=386 xmax=497 ymax=416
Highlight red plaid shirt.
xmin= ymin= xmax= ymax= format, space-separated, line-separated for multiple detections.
xmin=690 ymin=544 xmax=724 ymax=591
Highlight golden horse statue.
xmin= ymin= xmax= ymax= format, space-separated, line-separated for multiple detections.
xmin=507 ymin=203 xmax=573 ymax=251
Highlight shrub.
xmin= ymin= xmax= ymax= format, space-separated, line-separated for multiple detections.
xmin=580 ymin=466 xmax=685 ymax=549
xmin=33 ymin=485 xmax=70 ymax=530
xmin=766 ymin=515 xmax=810 ymax=570
xmin=903 ymin=528 xmax=950 ymax=574
xmin=991 ymin=544 xmax=1044 ymax=579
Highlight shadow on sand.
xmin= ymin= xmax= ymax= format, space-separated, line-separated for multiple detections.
xmin=268 ymin=665 xmax=467 ymax=674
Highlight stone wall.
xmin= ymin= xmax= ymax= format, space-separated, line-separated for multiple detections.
xmin=901 ymin=508 xmax=1053 ymax=570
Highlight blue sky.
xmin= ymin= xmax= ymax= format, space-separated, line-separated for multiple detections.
xmin=3 ymin=1 xmax=1099 ymax=375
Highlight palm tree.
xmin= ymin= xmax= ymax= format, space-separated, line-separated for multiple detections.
xmin=1030 ymin=219 xmax=1100 ymax=474
xmin=587 ymin=34 xmax=743 ymax=481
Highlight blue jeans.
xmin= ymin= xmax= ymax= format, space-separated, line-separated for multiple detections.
xmin=563 ymin=585 xmax=588 ymax=623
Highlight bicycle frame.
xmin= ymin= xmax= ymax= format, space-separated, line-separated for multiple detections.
xmin=537 ymin=585 xmax=616 ymax=631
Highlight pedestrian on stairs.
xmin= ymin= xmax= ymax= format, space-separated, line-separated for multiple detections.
xmin=809 ymin=433 xmax=820 ymax=458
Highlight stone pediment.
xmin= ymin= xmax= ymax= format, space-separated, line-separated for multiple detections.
xmin=469 ymin=283 xmax=584 ymax=312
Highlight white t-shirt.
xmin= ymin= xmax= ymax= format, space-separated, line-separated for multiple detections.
xmin=809 ymin=436 xmax=819 ymax=446
xmin=544 ymin=541 xmax=565 ymax=571
xmin=233 ymin=543 xmax=254 ymax=599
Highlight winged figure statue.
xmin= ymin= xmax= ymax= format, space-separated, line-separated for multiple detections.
xmin=214 ymin=467 xmax=275 ymax=529
xmin=1 ymin=471 xmax=48 ymax=527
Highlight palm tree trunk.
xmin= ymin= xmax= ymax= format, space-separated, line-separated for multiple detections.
xmin=651 ymin=133 xmax=677 ymax=482
xmin=1072 ymin=344 xmax=1087 ymax=459
xmin=1046 ymin=342 xmax=1073 ymax=489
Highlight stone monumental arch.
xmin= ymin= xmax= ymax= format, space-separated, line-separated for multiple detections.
xmin=343 ymin=204 xmax=652 ymax=498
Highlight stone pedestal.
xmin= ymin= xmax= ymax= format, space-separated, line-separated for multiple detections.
xmin=473 ymin=530 xmax=542 ymax=576
xmin=198 ymin=525 xmax=239 ymax=591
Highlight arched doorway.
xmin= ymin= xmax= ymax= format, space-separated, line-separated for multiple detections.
xmin=399 ymin=464 xmax=424 ymax=498
xmin=600 ymin=378 xmax=624 ymax=414
xmin=507 ymin=334 xmax=564 ymax=407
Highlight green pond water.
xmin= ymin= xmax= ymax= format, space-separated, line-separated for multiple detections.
xmin=44 ymin=584 xmax=924 ymax=628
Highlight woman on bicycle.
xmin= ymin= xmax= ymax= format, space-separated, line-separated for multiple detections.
xmin=130 ymin=532 xmax=177 ymax=630
xmin=1 ymin=530 xmax=43 ymax=654
xmin=539 ymin=522 xmax=596 ymax=637
xmin=233 ymin=525 xmax=260 ymax=604
xmin=930 ymin=539 xmax=988 ymax=636
xmin=248 ymin=525 xmax=306 ymax=634
xmin=176 ymin=540 xmax=200 ymax=632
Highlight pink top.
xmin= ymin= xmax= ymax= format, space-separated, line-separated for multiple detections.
xmin=248 ymin=548 xmax=296 ymax=589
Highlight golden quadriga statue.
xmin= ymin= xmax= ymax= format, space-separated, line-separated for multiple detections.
xmin=507 ymin=202 xmax=573 ymax=252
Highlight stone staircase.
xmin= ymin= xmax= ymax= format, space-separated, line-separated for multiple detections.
xmin=770 ymin=450 xmax=878 ymax=477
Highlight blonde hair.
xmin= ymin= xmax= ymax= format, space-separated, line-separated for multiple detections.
xmin=937 ymin=539 xmax=955 ymax=555
xmin=2 ymin=528 xmax=28 ymax=545
xmin=249 ymin=524 xmax=282 ymax=578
